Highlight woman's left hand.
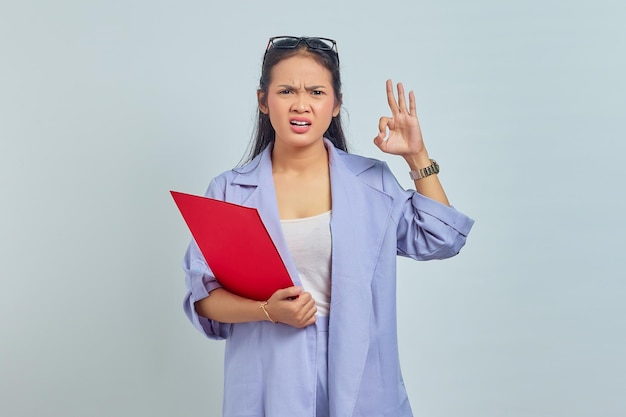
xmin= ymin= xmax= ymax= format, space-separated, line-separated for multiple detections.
xmin=374 ymin=79 xmax=425 ymax=157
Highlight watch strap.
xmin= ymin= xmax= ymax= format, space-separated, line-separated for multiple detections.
xmin=409 ymin=159 xmax=439 ymax=180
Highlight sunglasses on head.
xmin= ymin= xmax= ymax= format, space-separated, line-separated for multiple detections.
xmin=264 ymin=36 xmax=339 ymax=64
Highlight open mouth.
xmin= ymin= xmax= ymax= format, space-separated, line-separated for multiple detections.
xmin=290 ymin=120 xmax=311 ymax=126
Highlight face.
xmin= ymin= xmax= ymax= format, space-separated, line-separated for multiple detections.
xmin=258 ymin=54 xmax=340 ymax=150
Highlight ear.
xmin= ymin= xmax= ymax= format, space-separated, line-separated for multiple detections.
xmin=257 ymin=90 xmax=269 ymax=114
xmin=332 ymin=93 xmax=342 ymax=117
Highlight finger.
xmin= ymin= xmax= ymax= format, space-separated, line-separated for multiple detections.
xmin=297 ymin=292 xmax=313 ymax=304
xmin=378 ymin=116 xmax=391 ymax=135
xmin=373 ymin=133 xmax=383 ymax=146
xmin=296 ymin=295 xmax=314 ymax=313
xmin=396 ymin=82 xmax=408 ymax=113
xmin=292 ymin=301 xmax=316 ymax=327
xmin=385 ymin=79 xmax=399 ymax=114
xmin=374 ymin=117 xmax=392 ymax=147
xmin=409 ymin=90 xmax=417 ymax=117
xmin=299 ymin=313 xmax=316 ymax=328
xmin=305 ymin=307 xmax=317 ymax=324
xmin=302 ymin=302 xmax=317 ymax=322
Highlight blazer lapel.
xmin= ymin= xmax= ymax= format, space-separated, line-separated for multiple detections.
xmin=326 ymin=140 xmax=395 ymax=417
xmin=230 ymin=145 xmax=303 ymax=288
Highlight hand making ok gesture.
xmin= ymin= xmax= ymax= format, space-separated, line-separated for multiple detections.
xmin=374 ymin=79 xmax=426 ymax=158
xmin=374 ymin=79 xmax=450 ymax=206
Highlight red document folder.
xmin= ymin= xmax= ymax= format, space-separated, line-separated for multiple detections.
xmin=171 ymin=191 xmax=293 ymax=301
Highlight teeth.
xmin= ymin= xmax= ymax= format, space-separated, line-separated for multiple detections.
xmin=291 ymin=121 xmax=310 ymax=126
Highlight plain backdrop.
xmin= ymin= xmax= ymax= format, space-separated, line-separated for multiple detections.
xmin=1 ymin=1 xmax=624 ymax=416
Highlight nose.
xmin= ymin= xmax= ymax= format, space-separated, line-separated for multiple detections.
xmin=291 ymin=94 xmax=310 ymax=113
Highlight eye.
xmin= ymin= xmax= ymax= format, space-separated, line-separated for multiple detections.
xmin=278 ymin=89 xmax=292 ymax=95
xmin=311 ymin=90 xmax=324 ymax=96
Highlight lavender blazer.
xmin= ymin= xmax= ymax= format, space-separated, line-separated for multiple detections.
xmin=182 ymin=139 xmax=474 ymax=417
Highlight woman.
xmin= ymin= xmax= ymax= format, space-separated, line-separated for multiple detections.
xmin=182 ymin=36 xmax=474 ymax=417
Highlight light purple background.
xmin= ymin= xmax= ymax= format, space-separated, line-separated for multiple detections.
xmin=1 ymin=1 xmax=624 ymax=416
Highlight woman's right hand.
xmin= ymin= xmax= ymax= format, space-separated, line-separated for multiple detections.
xmin=265 ymin=286 xmax=317 ymax=328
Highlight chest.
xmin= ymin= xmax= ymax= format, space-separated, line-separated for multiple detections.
xmin=273 ymin=172 xmax=331 ymax=220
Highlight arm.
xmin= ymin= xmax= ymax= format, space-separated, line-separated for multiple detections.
xmin=195 ymin=285 xmax=317 ymax=329
xmin=373 ymin=79 xmax=450 ymax=206
xmin=195 ymin=288 xmax=268 ymax=323
xmin=182 ymin=176 xmax=316 ymax=337
xmin=373 ymin=80 xmax=473 ymax=259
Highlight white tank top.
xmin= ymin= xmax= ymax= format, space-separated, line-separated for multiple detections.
xmin=280 ymin=211 xmax=332 ymax=316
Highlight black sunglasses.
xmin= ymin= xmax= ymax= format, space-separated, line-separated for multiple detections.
xmin=264 ymin=36 xmax=339 ymax=64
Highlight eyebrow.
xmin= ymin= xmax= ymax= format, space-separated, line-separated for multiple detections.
xmin=276 ymin=84 xmax=328 ymax=91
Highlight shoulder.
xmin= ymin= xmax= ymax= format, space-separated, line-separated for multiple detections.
xmin=330 ymin=143 xmax=388 ymax=176
xmin=203 ymin=149 xmax=269 ymax=199
xmin=205 ymin=168 xmax=237 ymax=191
xmin=202 ymin=163 xmax=250 ymax=199
xmin=332 ymin=147 xmax=400 ymax=192
xmin=340 ymin=149 xmax=383 ymax=169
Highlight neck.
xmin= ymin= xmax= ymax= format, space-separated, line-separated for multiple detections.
xmin=271 ymin=139 xmax=328 ymax=175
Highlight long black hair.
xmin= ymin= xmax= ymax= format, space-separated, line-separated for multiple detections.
xmin=242 ymin=37 xmax=348 ymax=164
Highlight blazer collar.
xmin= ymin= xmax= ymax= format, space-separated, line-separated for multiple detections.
xmin=230 ymin=138 xmax=377 ymax=186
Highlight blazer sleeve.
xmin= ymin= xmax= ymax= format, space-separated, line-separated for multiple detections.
xmin=381 ymin=162 xmax=474 ymax=260
xmin=181 ymin=177 xmax=232 ymax=340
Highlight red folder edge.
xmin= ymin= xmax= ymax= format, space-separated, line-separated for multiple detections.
xmin=171 ymin=191 xmax=293 ymax=301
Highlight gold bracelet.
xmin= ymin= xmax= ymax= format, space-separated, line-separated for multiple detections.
xmin=259 ymin=301 xmax=276 ymax=323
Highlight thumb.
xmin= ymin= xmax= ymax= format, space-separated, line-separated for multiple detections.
xmin=373 ymin=131 xmax=386 ymax=148
xmin=274 ymin=285 xmax=303 ymax=299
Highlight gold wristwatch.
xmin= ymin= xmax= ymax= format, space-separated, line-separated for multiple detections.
xmin=409 ymin=159 xmax=439 ymax=180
